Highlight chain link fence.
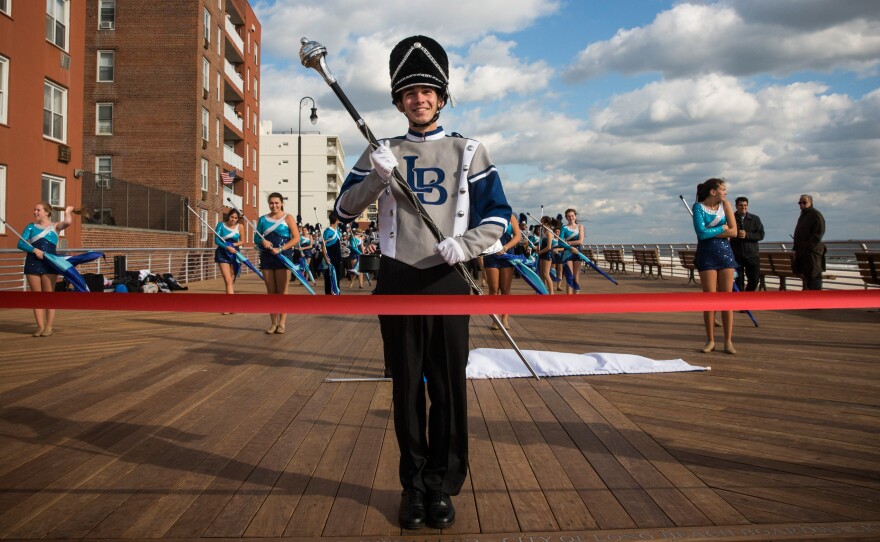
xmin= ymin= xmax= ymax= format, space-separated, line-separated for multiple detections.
xmin=80 ymin=171 xmax=187 ymax=232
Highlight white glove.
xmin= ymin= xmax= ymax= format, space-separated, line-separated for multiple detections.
xmin=370 ymin=140 xmax=398 ymax=182
xmin=435 ymin=237 xmax=466 ymax=265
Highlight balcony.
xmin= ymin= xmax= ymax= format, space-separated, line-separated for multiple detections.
xmin=224 ymin=186 xmax=242 ymax=211
xmin=224 ymin=145 xmax=243 ymax=170
xmin=224 ymin=102 xmax=243 ymax=132
xmin=224 ymin=59 xmax=243 ymax=93
xmin=224 ymin=17 xmax=244 ymax=54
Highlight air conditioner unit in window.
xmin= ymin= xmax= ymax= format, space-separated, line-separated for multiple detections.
xmin=99 ymin=21 xmax=114 ymax=29
xmin=202 ymin=139 xmax=208 ymax=149
xmin=58 ymin=144 xmax=71 ymax=163
xmin=203 ymin=88 xmax=209 ymax=99
xmin=204 ymin=38 xmax=209 ymax=49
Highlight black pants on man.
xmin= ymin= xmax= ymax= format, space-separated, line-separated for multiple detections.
xmin=323 ymin=242 xmax=342 ymax=295
xmin=376 ymin=257 xmax=470 ymax=496
xmin=735 ymin=256 xmax=761 ymax=292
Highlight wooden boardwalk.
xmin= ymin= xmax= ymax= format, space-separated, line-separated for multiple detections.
xmin=0 ymin=270 xmax=878 ymax=541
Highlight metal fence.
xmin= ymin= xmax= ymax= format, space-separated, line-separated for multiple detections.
xmin=0 ymin=247 xmax=261 ymax=291
xmin=0 ymin=241 xmax=876 ymax=292
xmin=80 ymin=171 xmax=188 ymax=232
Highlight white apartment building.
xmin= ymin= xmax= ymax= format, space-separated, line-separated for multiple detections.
xmin=259 ymin=120 xmax=344 ymax=224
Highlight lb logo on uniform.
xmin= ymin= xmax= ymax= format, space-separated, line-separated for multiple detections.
xmin=403 ymin=156 xmax=447 ymax=205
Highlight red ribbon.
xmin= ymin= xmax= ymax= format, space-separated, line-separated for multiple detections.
xmin=0 ymin=290 xmax=876 ymax=314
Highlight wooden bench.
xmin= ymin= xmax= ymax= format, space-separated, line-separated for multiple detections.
xmin=677 ymin=249 xmax=697 ymax=285
xmin=580 ymin=247 xmax=596 ymax=263
xmin=633 ymin=248 xmax=666 ymax=279
xmin=603 ymin=248 xmax=626 ymax=274
xmin=759 ymin=250 xmax=796 ymax=290
xmin=855 ymin=251 xmax=880 ymax=289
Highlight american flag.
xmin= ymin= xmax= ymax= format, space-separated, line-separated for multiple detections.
xmin=221 ymin=169 xmax=237 ymax=185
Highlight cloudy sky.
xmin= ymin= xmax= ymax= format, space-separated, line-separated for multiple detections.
xmin=252 ymin=0 xmax=880 ymax=243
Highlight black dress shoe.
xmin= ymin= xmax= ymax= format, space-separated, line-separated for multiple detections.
xmin=399 ymin=489 xmax=426 ymax=530
xmin=427 ymin=492 xmax=455 ymax=529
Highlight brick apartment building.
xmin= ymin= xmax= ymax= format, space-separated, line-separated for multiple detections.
xmin=0 ymin=0 xmax=86 ymax=249
xmin=81 ymin=0 xmax=261 ymax=249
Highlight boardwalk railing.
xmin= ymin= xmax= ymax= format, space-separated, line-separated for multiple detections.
xmin=1 ymin=240 xmax=878 ymax=291
xmin=0 ymin=247 xmax=262 ymax=292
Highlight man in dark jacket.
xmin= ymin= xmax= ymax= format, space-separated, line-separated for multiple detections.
xmin=730 ymin=197 xmax=765 ymax=291
xmin=793 ymin=194 xmax=826 ymax=290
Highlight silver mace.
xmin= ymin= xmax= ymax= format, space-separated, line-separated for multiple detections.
xmin=299 ymin=37 xmax=540 ymax=380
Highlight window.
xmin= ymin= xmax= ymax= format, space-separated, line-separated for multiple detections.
xmin=215 ymin=164 xmax=220 ymax=194
xmin=246 ymin=104 xmax=249 ymax=129
xmin=252 ymin=183 xmax=256 ymax=206
xmin=217 ymin=27 xmax=221 ymax=55
xmin=203 ymin=8 xmax=210 ymax=45
xmin=0 ymin=0 xmax=10 ymax=17
xmin=41 ymin=174 xmax=65 ymax=223
xmin=200 ymin=209 xmax=208 ymax=241
xmin=252 ymin=112 xmax=257 ymax=135
xmin=254 ymin=43 xmax=259 ymax=65
xmin=43 ymin=80 xmax=66 ymax=141
xmin=97 ymin=50 xmax=115 ymax=82
xmin=215 ymin=117 xmax=220 ymax=148
xmin=252 ymin=148 xmax=257 ymax=171
xmin=202 ymin=57 xmax=209 ymax=93
xmin=98 ymin=0 xmax=115 ymax=29
xmin=245 ymin=181 xmax=249 ymax=205
xmin=96 ymin=103 xmax=113 ymax=135
xmin=245 ymin=143 xmax=249 ymax=166
xmin=253 ymin=77 xmax=258 ymax=102
xmin=0 ymin=165 xmax=6 ymax=234
xmin=201 ymin=107 xmax=209 ymax=142
xmin=46 ymin=0 xmax=69 ymax=50
xmin=201 ymin=159 xmax=209 ymax=193
xmin=0 ymin=55 xmax=7 ymax=124
xmin=216 ymin=71 xmax=221 ymax=101
xmin=95 ymin=155 xmax=112 ymax=187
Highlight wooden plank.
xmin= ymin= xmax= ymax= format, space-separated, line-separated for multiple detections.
xmin=2 ymin=356 xmax=273 ymax=539
xmin=534 ymin=379 xmax=672 ymax=528
xmin=572 ymin=382 xmax=747 ymax=526
xmin=474 ymin=378 xmax=558 ymax=532
xmin=466 ymin=381 xmax=519 ymax=533
xmin=361 ymin=404 xmax=402 ymax=536
xmin=321 ymin=382 xmax=392 ymax=536
xmin=283 ymin=381 xmax=376 ymax=536
xmin=511 ymin=378 xmax=635 ymax=530
xmin=202 ymin=319 xmax=375 ymax=537
xmin=492 ymin=378 xmax=598 ymax=531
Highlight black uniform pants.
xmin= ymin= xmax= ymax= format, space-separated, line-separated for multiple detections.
xmin=735 ymin=256 xmax=761 ymax=292
xmin=323 ymin=242 xmax=342 ymax=295
xmin=376 ymin=257 xmax=470 ymax=496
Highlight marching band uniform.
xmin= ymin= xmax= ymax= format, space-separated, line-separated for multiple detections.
xmin=254 ymin=214 xmax=294 ymax=269
xmin=482 ymin=221 xmax=515 ymax=268
xmin=322 ymin=219 xmax=343 ymax=294
xmin=335 ymin=35 xmax=512 ymax=530
xmin=693 ymin=202 xmax=737 ymax=271
xmin=19 ymin=223 xmax=59 ymax=275
xmin=214 ymin=221 xmax=241 ymax=277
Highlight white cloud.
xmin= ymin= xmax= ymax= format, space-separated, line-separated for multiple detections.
xmin=253 ymin=0 xmax=880 ymax=242
xmin=564 ymin=1 xmax=880 ymax=81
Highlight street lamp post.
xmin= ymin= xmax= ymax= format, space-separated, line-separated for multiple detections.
xmin=297 ymin=97 xmax=318 ymax=223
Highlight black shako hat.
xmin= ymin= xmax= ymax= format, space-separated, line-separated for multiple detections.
xmin=389 ymin=35 xmax=454 ymax=106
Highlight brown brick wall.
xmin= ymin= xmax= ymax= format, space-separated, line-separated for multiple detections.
xmin=82 ymin=225 xmax=191 ymax=249
xmin=82 ymin=1 xmax=261 ymax=248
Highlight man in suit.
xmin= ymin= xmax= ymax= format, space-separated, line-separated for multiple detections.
xmin=730 ymin=197 xmax=765 ymax=291
xmin=793 ymin=194 xmax=826 ymax=290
